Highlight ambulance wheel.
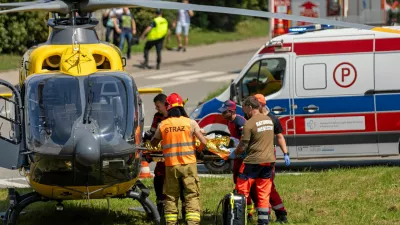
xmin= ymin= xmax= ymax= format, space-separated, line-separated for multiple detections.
xmin=204 ymin=160 xmax=233 ymax=174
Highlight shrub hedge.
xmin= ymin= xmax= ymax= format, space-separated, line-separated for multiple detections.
xmin=0 ymin=0 xmax=268 ymax=54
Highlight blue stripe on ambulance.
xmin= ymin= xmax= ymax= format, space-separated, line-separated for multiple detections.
xmin=194 ymin=94 xmax=400 ymax=120
xmin=293 ymin=96 xmax=374 ymax=115
xmin=376 ymin=94 xmax=400 ymax=112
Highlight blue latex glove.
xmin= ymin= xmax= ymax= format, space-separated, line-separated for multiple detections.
xmin=238 ymin=151 xmax=247 ymax=159
xmin=228 ymin=150 xmax=237 ymax=160
xmin=284 ymin=153 xmax=290 ymax=166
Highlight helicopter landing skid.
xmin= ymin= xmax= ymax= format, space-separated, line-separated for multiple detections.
xmin=2 ymin=188 xmax=49 ymax=225
xmin=125 ymin=180 xmax=161 ymax=225
xmin=1 ymin=180 xmax=161 ymax=225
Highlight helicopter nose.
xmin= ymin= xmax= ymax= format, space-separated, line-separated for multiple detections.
xmin=75 ymin=131 xmax=100 ymax=167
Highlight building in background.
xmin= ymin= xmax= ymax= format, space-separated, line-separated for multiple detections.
xmin=269 ymin=0 xmax=388 ymax=38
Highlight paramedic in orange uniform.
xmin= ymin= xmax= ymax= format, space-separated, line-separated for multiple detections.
xmin=229 ymin=96 xmax=279 ymax=225
xmin=254 ymin=94 xmax=290 ymax=223
xmin=219 ymin=100 xmax=259 ymax=219
xmin=150 ymin=92 xmax=208 ymax=225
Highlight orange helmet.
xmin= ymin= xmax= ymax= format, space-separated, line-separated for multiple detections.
xmin=166 ymin=93 xmax=184 ymax=110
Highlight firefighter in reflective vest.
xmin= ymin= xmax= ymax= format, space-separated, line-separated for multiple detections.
xmin=150 ymin=92 xmax=208 ymax=225
xmin=140 ymin=8 xmax=169 ymax=70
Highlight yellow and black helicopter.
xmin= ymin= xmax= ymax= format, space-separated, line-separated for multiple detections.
xmin=0 ymin=1 xmax=399 ymax=225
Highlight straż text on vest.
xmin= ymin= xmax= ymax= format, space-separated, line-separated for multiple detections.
xmin=165 ymin=126 xmax=186 ymax=133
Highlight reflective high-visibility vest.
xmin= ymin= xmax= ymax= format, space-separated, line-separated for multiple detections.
xmin=121 ymin=14 xmax=132 ymax=29
xmin=147 ymin=17 xmax=168 ymax=41
xmin=160 ymin=116 xmax=196 ymax=166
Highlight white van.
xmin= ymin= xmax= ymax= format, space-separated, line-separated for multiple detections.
xmin=190 ymin=24 xmax=400 ymax=172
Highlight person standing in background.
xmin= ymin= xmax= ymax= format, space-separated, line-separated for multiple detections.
xmin=103 ymin=8 xmax=124 ymax=46
xmin=175 ymin=0 xmax=194 ymax=52
xmin=140 ymin=9 xmax=168 ymax=70
xmin=118 ymin=8 xmax=136 ymax=60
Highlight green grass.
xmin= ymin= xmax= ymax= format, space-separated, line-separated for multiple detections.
xmin=1 ymin=166 xmax=399 ymax=224
xmin=124 ymin=18 xmax=269 ymax=54
xmin=0 ymin=54 xmax=22 ymax=72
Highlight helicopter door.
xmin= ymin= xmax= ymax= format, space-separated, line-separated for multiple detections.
xmin=0 ymin=79 xmax=23 ymax=170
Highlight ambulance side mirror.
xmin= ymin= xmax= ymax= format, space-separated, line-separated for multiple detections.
xmin=231 ymin=83 xmax=241 ymax=104
xmin=229 ymin=82 xmax=236 ymax=101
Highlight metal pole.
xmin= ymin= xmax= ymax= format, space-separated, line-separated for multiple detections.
xmin=268 ymin=0 xmax=274 ymax=40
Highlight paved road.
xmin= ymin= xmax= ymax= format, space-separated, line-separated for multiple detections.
xmin=129 ymin=51 xmax=254 ymax=128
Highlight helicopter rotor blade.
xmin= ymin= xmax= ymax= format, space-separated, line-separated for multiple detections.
xmin=87 ymin=0 xmax=376 ymax=30
xmin=0 ymin=2 xmax=37 ymax=9
xmin=0 ymin=0 xmax=398 ymax=35
xmin=0 ymin=1 xmax=69 ymax=15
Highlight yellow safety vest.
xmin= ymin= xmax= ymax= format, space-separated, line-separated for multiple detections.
xmin=147 ymin=17 xmax=168 ymax=41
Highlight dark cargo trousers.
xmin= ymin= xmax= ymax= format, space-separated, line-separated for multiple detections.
xmin=143 ymin=37 xmax=164 ymax=67
xmin=164 ymin=163 xmax=201 ymax=225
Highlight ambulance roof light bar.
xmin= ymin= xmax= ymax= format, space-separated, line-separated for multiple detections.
xmin=266 ymin=40 xmax=283 ymax=47
xmin=288 ymin=24 xmax=334 ymax=34
xmin=264 ymin=40 xmax=291 ymax=53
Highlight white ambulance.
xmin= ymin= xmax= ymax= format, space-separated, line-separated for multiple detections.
xmin=190 ymin=24 xmax=400 ymax=172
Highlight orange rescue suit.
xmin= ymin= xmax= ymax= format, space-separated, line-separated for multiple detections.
xmin=159 ymin=117 xmax=197 ymax=166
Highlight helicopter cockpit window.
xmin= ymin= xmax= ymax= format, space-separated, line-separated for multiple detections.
xmin=25 ymin=75 xmax=82 ymax=148
xmin=83 ymin=75 xmax=128 ymax=142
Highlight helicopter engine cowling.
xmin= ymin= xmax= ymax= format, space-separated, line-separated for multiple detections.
xmin=74 ymin=128 xmax=100 ymax=167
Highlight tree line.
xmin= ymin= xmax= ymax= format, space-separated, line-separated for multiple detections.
xmin=0 ymin=0 xmax=268 ymax=54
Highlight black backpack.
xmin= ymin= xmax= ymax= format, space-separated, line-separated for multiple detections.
xmin=215 ymin=191 xmax=247 ymax=225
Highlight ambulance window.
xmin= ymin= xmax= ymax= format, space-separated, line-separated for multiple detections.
xmin=241 ymin=60 xmax=260 ymax=98
xmin=240 ymin=58 xmax=286 ymax=99
xmin=303 ymin=64 xmax=327 ymax=90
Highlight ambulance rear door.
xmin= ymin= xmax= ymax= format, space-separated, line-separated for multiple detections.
xmin=292 ymin=34 xmax=379 ymax=158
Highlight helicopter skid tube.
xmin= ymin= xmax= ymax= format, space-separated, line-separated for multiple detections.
xmin=2 ymin=182 xmax=161 ymax=225
xmin=126 ymin=180 xmax=161 ymax=225
xmin=2 ymin=189 xmax=48 ymax=225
